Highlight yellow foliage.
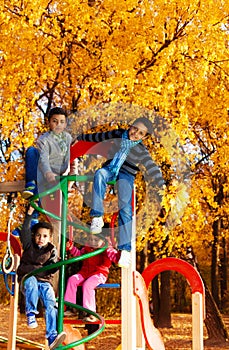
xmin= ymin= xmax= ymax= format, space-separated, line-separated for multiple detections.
xmin=0 ymin=0 xmax=229 ymax=266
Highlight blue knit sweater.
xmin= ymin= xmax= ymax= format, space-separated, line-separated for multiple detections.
xmin=77 ymin=128 xmax=165 ymax=189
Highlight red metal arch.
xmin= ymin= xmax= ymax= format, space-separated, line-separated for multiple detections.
xmin=0 ymin=232 xmax=22 ymax=257
xmin=142 ymin=257 xmax=204 ymax=295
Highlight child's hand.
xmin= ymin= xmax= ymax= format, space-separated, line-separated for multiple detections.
xmin=107 ymin=247 xmax=120 ymax=263
xmin=27 ymin=205 xmax=35 ymax=216
xmin=45 ymin=172 xmax=57 ymax=183
xmin=66 ymin=241 xmax=73 ymax=251
xmin=71 ymin=139 xmax=78 ymax=147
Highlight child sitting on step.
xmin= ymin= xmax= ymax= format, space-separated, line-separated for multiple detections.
xmin=22 ymin=107 xmax=75 ymax=199
xmin=64 ymin=234 xmax=119 ymax=321
xmin=17 ymin=205 xmax=66 ymax=349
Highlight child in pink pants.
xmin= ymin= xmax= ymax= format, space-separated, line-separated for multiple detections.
xmin=64 ymin=235 xmax=119 ymax=322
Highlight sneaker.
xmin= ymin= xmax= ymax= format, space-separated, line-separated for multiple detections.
xmin=12 ymin=218 xmax=38 ymax=237
xmin=27 ymin=312 xmax=38 ymax=328
xmin=64 ymin=307 xmax=76 ymax=317
xmin=22 ymin=181 xmax=37 ymax=199
xmin=118 ymin=250 xmax=131 ymax=268
xmin=78 ymin=310 xmax=88 ymax=319
xmin=64 ymin=309 xmax=74 ymax=317
xmin=83 ymin=315 xmax=97 ymax=322
xmin=30 ymin=218 xmax=39 ymax=228
xmin=31 ymin=209 xmax=39 ymax=219
xmin=90 ymin=217 xmax=104 ymax=234
xmin=12 ymin=225 xmax=22 ymax=237
xmin=48 ymin=331 xmax=66 ymax=350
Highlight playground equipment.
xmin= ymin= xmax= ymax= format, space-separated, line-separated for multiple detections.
xmin=68 ymin=140 xmax=206 ymax=350
xmin=116 ymin=256 xmax=205 ymax=350
xmin=70 ymin=140 xmax=164 ymax=349
xmin=25 ymin=139 xmax=166 ymax=349
xmin=2 ymin=205 xmax=17 ymax=275
xmin=0 ymin=139 xmax=206 ymax=350
xmin=141 ymin=258 xmax=205 ymax=350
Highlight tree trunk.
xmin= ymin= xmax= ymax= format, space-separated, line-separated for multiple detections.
xmin=151 ymin=275 xmax=160 ymax=327
xmin=158 ymin=270 xmax=172 ymax=328
xmin=187 ymin=247 xmax=229 ymax=345
xmin=211 ymin=220 xmax=220 ymax=306
xmin=204 ymin=283 xmax=229 ymax=345
xmin=219 ymin=236 xmax=227 ymax=310
xmin=148 ymin=242 xmax=172 ymax=328
xmin=137 ymin=247 xmax=147 ymax=274
xmin=148 ymin=243 xmax=160 ymax=327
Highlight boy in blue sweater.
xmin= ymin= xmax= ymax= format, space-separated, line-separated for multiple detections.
xmin=73 ymin=117 xmax=165 ymax=268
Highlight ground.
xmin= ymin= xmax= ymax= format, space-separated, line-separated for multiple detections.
xmin=0 ymin=305 xmax=229 ymax=349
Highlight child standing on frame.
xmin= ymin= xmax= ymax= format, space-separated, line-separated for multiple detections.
xmin=73 ymin=116 xmax=165 ymax=268
xmin=17 ymin=205 xmax=66 ymax=349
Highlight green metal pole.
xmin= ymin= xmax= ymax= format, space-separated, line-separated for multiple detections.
xmin=22 ymin=174 xmax=109 ymax=348
xmin=57 ymin=176 xmax=68 ymax=334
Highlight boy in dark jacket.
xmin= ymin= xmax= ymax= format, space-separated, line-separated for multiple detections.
xmin=73 ymin=117 xmax=165 ymax=268
xmin=17 ymin=205 xmax=66 ymax=350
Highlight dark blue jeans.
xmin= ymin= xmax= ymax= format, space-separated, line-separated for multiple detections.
xmin=25 ymin=146 xmax=39 ymax=184
xmin=91 ymin=166 xmax=134 ymax=251
xmin=23 ymin=276 xmax=58 ymax=339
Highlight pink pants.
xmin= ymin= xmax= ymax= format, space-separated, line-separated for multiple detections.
xmin=64 ymin=273 xmax=107 ymax=312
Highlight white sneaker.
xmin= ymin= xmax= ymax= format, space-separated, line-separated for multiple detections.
xmin=90 ymin=217 xmax=104 ymax=234
xmin=118 ymin=250 xmax=131 ymax=268
xmin=27 ymin=313 xmax=38 ymax=328
xmin=83 ymin=315 xmax=98 ymax=322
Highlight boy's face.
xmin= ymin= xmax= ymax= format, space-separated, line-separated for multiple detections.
xmin=34 ymin=228 xmax=51 ymax=247
xmin=129 ymin=121 xmax=148 ymax=141
xmin=48 ymin=114 xmax=67 ymax=134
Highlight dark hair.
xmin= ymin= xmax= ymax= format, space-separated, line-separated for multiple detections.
xmin=133 ymin=117 xmax=153 ymax=135
xmin=48 ymin=107 xmax=67 ymax=121
xmin=31 ymin=221 xmax=54 ymax=237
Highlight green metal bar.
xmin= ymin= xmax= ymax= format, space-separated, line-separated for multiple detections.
xmin=58 ymin=175 xmax=94 ymax=182
xmin=57 ymin=176 xmax=68 ymax=334
xmin=30 ymin=175 xmax=93 ymax=223
xmin=22 ymin=244 xmax=108 ymax=281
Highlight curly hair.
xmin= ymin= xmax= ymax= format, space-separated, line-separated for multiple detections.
xmin=31 ymin=221 xmax=54 ymax=237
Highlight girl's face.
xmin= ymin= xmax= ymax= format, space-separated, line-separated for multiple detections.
xmin=88 ymin=235 xmax=103 ymax=248
xmin=48 ymin=114 xmax=67 ymax=134
xmin=128 ymin=121 xmax=148 ymax=141
xmin=34 ymin=228 xmax=51 ymax=247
